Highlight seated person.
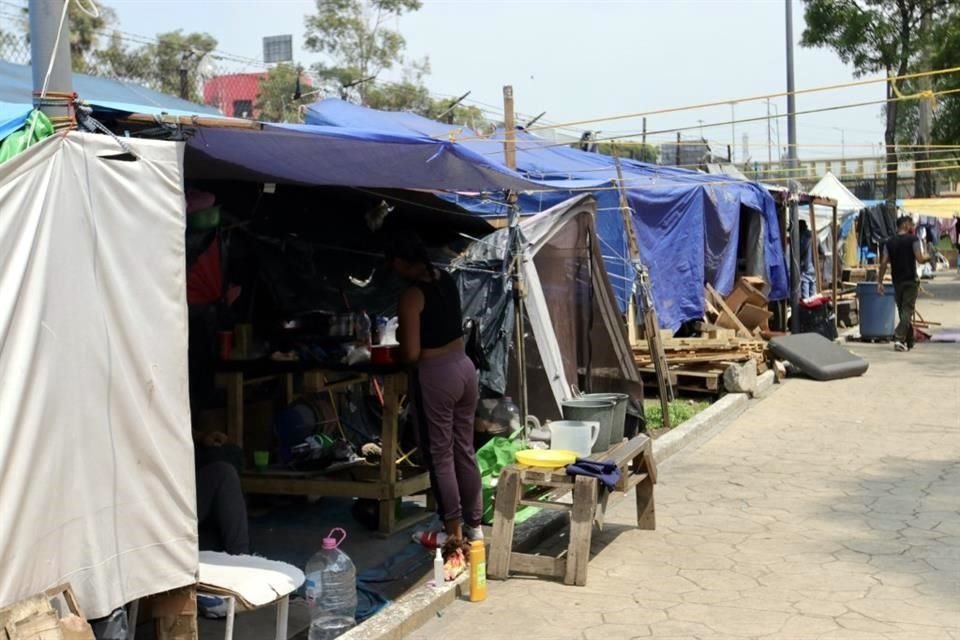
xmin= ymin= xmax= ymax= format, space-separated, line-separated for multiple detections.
xmin=193 ymin=430 xmax=249 ymax=556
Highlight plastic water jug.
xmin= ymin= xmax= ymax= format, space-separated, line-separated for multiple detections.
xmin=548 ymin=420 xmax=600 ymax=457
xmin=492 ymin=396 xmax=521 ymax=435
xmin=305 ymin=528 xmax=357 ymax=640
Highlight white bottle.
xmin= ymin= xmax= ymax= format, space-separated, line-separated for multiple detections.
xmin=432 ymin=547 xmax=444 ymax=588
xmin=305 ymin=529 xmax=357 ymax=640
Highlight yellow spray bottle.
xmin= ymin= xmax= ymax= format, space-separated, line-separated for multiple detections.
xmin=469 ymin=540 xmax=487 ymax=602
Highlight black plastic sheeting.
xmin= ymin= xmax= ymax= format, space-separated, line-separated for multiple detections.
xmin=454 ymin=258 xmax=515 ymax=396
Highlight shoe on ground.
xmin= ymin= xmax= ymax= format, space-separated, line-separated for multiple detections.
xmin=464 ymin=524 xmax=484 ymax=541
xmin=197 ymin=595 xmax=229 ymax=620
xmin=894 ymin=341 xmax=909 ymax=352
xmin=412 ymin=528 xmax=448 ymax=549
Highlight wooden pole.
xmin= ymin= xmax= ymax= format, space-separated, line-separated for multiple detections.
xmin=614 ymin=146 xmax=640 ymax=347
xmin=612 ymin=143 xmax=673 ymax=428
xmin=503 ymin=85 xmax=516 ymax=170
xmin=807 ymin=201 xmax=823 ymax=294
xmin=502 ymin=85 xmax=526 ymax=426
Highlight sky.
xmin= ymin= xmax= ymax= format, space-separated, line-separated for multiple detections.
xmin=99 ymin=0 xmax=889 ymax=165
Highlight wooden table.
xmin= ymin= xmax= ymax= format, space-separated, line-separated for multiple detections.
xmin=214 ymin=361 xmax=431 ymax=534
xmin=488 ymin=434 xmax=656 ymax=586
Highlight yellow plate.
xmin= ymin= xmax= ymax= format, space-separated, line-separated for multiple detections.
xmin=515 ymin=449 xmax=578 ymax=468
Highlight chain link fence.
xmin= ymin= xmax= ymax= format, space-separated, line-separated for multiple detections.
xmin=0 ymin=9 xmax=318 ymax=122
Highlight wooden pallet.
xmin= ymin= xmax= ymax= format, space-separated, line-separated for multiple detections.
xmin=638 ymin=366 xmax=726 ymax=394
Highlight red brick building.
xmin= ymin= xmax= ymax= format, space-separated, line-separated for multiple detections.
xmin=203 ymin=73 xmax=262 ymax=118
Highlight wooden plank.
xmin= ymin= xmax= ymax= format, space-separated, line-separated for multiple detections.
xmin=123 ymin=112 xmax=261 ymax=129
xmin=808 ymin=201 xmax=823 ymax=294
xmin=489 ymin=468 xmax=522 ymax=580
xmin=519 ymin=499 xmax=571 ymax=511
xmin=642 ymin=353 xmax=753 ymax=366
xmin=737 ymin=278 xmax=769 ymax=308
xmin=389 ymin=472 xmax=432 ymax=499
xmin=737 ymin=303 xmax=773 ymax=332
xmin=564 ymin=475 xmax=597 ymax=586
xmin=635 ymin=443 xmax=657 ymax=529
xmin=302 ymin=374 xmax=367 ymax=394
xmin=642 ymin=439 xmax=658 ymax=485
xmin=241 ymin=475 xmax=389 ymax=499
xmin=378 ymin=372 xmax=404 ymax=534
xmin=706 ymin=284 xmax=752 ymax=338
xmin=605 ymin=434 xmax=652 ymax=469
xmin=508 ymin=553 xmax=565 ymax=578
xmin=636 ymin=471 xmax=656 ymax=530
xmin=216 ymin=372 xmax=245 ymax=450
xmin=595 ymin=487 xmax=611 ymax=530
xmin=634 ymin=337 xmax=746 ymax=351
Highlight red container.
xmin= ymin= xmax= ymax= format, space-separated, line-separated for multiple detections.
xmin=219 ymin=330 xmax=234 ymax=361
xmin=370 ymin=345 xmax=398 ymax=365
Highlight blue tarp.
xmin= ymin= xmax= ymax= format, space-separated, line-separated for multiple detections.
xmin=0 ymin=61 xmax=222 ymax=117
xmin=184 ymin=122 xmax=545 ymax=193
xmin=306 ymin=99 xmax=788 ymax=329
xmin=0 ymin=102 xmax=31 ymax=140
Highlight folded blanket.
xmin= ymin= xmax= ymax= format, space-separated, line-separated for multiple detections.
xmin=566 ymin=459 xmax=621 ymax=490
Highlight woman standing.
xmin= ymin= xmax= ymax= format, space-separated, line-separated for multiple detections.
xmin=385 ymin=233 xmax=483 ymax=551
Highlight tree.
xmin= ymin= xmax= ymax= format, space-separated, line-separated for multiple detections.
xmin=144 ymin=30 xmax=218 ymax=101
xmin=96 ymin=30 xmax=217 ymax=103
xmin=304 ymin=0 xmax=422 ymax=104
xmin=928 ymin=13 xmax=960 ymax=183
xmin=801 ymin=0 xmax=949 ymax=205
xmin=595 ymin=141 xmax=658 ymax=164
xmin=19 ymin=2 xmax=117 ymax=73
xmin=256 ymin=64 xmax=312 ymax=123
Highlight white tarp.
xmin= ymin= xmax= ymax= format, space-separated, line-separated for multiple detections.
xmin=810 ymin=171 xmax=866 ymax=214
xmin=0 ymin=132 xmax=196 ymax=617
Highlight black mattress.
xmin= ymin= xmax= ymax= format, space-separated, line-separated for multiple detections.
xmin=769 ymin=333 xmax=869 ymax=381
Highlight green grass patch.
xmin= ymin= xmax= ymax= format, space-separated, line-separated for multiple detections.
xmin=644 ymin=399 xmax=710 ymax=430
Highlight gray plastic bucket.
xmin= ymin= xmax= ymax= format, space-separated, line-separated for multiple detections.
xmin=562 ymin=399 xmax=616 ymax=453
xmin=582 ymin=393 xmax=629 ymax=445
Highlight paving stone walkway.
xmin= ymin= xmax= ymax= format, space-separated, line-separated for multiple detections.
xmin=412 ymin=275 xmax=960 ymax=640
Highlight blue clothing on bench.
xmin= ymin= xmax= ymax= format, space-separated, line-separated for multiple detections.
xmin=566 ymin=459 xmax=621 ymax=490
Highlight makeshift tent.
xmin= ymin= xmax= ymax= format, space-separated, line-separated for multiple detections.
xmin=455 ymin=195 xmax=642 ymax=419
xmin=184 ymin=123 xmax=544 ymax=192
xmin=306 ymin=99 xmax=788 ymax=331
xmin=0 ymin=60 xmax=222 ymax=117
xmin=0 ymin=132 xmax=196 ymax=617
xmin=810 ymin=172 xmax=865 ymax=216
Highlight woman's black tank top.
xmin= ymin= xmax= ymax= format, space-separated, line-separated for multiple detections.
xmin=415 ymin=271 xmax=464 ymax=349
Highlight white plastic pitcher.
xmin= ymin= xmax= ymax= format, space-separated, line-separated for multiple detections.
xmin=548 ymin=420 xmax=600 ymax=457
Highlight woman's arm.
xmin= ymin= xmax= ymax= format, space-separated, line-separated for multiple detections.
xmin=397 ymin=287 xmax=424 ymax=363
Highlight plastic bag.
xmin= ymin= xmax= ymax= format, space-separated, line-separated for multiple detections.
xmin=90 ymin=607 xmax=128 ymax=640
xmin=0 ymin=110 xmax=54 ymax=165
xmin=476 ymin=432 xmax=541 ymax=525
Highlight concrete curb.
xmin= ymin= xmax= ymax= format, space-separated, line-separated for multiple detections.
xmin=342 ymin=373 xmax=781 ymax=640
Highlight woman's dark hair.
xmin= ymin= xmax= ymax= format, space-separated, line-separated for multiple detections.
xmin=384 ymin=230 xmax=433 ymax=272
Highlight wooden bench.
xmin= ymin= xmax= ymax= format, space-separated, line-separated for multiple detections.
xmin=488 ymin=434 xmax=657 ymax=586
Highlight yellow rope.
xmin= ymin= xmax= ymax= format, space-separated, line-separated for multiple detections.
xmin=471 ymin=87 xmax=960 ymax=158
xmin=516 ymin=65 xmax=960 ymax=137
